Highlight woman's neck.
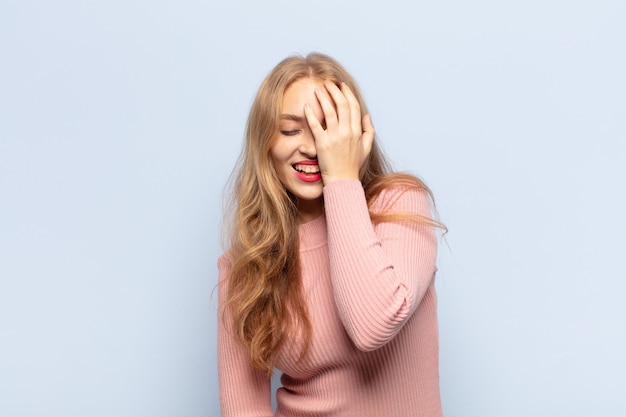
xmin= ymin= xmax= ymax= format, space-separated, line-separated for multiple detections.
xmin=297 ymin=198 xmax=324 ymax=224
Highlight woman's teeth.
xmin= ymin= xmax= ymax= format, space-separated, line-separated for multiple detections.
xmin=294 ymin=164 xmax=320 ymax=174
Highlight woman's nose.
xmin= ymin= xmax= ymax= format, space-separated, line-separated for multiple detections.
xmin=298 ymin=129 xmax=317 ymax=158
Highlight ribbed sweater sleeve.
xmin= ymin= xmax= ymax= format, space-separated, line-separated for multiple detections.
xmin=323 ymin=179 xmax=437 ymax=351
xmin=217 ymin=256 xmax=273 ymax=417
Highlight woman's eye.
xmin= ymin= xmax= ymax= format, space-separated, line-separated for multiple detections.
xmin=280 ymin=130 xmax=300 ymax=136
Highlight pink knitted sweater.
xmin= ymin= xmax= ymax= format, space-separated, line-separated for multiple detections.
xmin=218 ymin=179 xmax=442 ymax=417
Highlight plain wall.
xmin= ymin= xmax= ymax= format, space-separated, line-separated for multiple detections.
xmin=1 ymin=0 xmax=624 ymax=416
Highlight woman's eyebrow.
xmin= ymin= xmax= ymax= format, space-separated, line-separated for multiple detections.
xmin=279 ymin=114 xmax=305 ymax=122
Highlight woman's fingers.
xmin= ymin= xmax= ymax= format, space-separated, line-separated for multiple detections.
xmin=323 ymin=81 xmax=351 ymax=129
xmin=341 ymin=83 xmax=363 ymax=136
xmin=303 ymin=103 xmax=325 ymax=139
xmin=361 ymin=113 xmax=375 ymax=155
xmin=315 ymin=81 xmax=364 ymax=143
xmin=314 ymin=85 xmax=338 ymax=131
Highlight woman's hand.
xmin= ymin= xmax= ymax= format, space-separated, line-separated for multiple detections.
xmin=303 ymin=81 xmax=374 ymax=184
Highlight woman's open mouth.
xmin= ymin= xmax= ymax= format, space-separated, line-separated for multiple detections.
xmin=293 ymin=163 xmax=322 ymax=182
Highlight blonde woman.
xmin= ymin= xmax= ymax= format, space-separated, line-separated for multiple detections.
xmin=218 ymin=52 xmax=445 ymax=417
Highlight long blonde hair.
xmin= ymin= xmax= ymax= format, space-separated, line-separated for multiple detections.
xmin=222 ymin=52 xmax=444 ymax=375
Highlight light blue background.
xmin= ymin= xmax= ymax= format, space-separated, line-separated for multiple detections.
xmin=1 ymin=1 xmax=624 ymax=416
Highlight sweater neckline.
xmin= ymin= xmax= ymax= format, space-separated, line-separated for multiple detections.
xmin=298 ymin=214 xmax=327 ymax=250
